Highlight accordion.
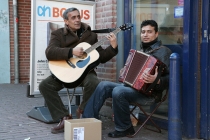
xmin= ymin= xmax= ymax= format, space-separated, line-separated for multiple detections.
xmin=119 ymin=49 xmax=167 ymax=96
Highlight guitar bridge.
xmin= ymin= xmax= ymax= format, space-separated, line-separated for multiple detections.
xmin=66 ymin=60 xmax=76 ymax=68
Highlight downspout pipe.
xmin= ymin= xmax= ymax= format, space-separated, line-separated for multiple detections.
xmin=13 ymin=0 xmax=19 ymax=83
xmin=116 ymin=0 xmax=124 ymax=80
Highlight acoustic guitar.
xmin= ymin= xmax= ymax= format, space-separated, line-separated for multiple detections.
xmin=48 ymin=23 xmax=133 ymax=88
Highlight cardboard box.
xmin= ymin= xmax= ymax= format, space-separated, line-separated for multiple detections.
xmin=64 ymin=118 xmax=102 ymax=140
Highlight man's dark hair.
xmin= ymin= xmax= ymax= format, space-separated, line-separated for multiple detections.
xmin=141 ymin=20 xmax=158 ymax=32
xmin=63 ymin=7 xmax=79 ymax=20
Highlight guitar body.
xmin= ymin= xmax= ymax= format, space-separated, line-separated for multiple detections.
xmin=48 ymin=42 xmax=100 ymax=88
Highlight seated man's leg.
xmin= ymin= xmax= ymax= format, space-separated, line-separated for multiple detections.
xmin=39 ymin=75 xmax=69 ymax=121
xmin=82 ymin=81 xmax=120 ymax=119
xmin=79 ymin=72 xmax=100 ymax=113
xmin=109 ymin=85 xmax=155 ymax=137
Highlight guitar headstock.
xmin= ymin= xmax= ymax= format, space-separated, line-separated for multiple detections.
xmin=119 ymin=23 xmax=133 ymax=31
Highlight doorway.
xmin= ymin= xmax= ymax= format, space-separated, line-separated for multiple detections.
xmin=131 ymin=0 xmax=184 ymax=121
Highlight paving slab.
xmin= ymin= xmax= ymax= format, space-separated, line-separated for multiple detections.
xmin=0 ymin=83 xmax=174 ymax=140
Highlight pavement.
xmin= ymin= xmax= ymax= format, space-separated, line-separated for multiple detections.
xmin=0 ymin=83 xmax=171 ymax=140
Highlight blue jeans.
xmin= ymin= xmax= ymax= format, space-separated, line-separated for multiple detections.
xmin=82 ymin=81 xmax=155 ymax=131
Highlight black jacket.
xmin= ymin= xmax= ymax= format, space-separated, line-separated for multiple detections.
xmin=141 ymin=40 xmax=172 ymax=102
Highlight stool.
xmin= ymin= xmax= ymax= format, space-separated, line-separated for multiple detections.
xmin=66 ymin=87 xmax=84 ymax=118
xmin=128 ymin=89 xmax=168 ymax=137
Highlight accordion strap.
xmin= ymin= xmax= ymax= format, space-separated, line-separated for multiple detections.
xmin=143 ymin=46 xmax=164 ymax=95
xmin=144 ymin=64 xmax=164 ymax=95
xmin=147 ymin=46 xmax=164 ymax=54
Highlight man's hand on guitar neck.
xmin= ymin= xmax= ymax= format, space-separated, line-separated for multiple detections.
xmin=106 ymin=32 xmax=118 ymax=49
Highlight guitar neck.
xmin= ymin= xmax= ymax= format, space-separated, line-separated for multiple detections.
xmin=85 ymin=28 xmax=122 ymax=53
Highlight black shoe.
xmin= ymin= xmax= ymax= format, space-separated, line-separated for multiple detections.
xmin=108 ymin=126 xmax=135 ymax=138
xmin=51 ymin=115 xmax=72 ymax=134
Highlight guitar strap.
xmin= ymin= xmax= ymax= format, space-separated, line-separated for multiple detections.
xmin=77 ymin=28 xmax=84 ymax=38
xmin=91 ymin=28 xmax=115 ymax=33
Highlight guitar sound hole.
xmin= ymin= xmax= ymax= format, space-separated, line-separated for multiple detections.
xmin=79 ymin=52 xmax=87 ymax=59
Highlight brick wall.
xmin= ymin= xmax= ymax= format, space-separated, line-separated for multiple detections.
xmin=94 ymin=0 xmax=117 ymax=83
xmin=9 ymin=0 xmax=117 ymax=84
xmin=95 ymin=0 xmax=117 ymax=107
xmin=9 ymin=0 xmax=31 ymax=83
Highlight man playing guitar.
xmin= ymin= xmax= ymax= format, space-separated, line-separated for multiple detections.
xmin=39 ymin=7 xmax=118 ymax=134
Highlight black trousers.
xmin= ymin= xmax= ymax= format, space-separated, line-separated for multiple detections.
xmin=39 ymin=72 xmax=99 ymax=121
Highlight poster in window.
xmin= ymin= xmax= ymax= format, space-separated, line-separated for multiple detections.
xmin=30 ymin=0 xmax=95 ymax=95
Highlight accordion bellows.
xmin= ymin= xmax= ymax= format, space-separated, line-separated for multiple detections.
xmin=119 ymin=49 xmax=166 ymax=96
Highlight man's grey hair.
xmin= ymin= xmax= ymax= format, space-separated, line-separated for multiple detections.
xmin=63 ymin=7 xmax=79 ymax=20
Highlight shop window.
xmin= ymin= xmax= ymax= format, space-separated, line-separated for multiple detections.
xmin=132 ymin=0 xmax=184 ymax=118
xmin=133 ymin=0 xmax=183 ymax=50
